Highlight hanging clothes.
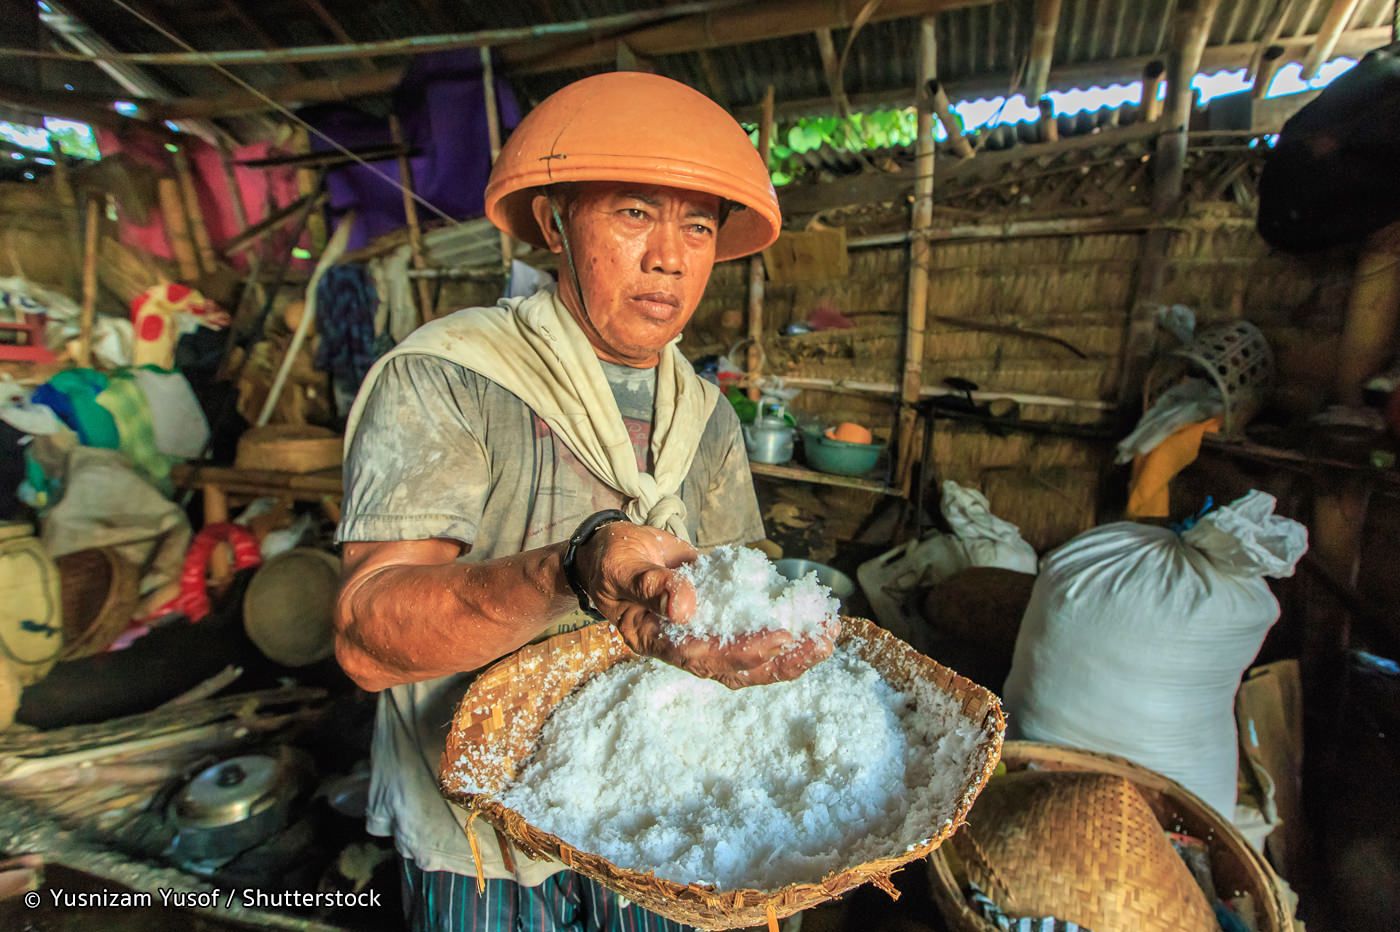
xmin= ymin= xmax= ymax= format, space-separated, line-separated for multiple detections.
xmin=313 ymin=263 xmax=383 ymax=411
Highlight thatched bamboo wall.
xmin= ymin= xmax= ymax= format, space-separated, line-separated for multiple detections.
xmin=689 ymin=160 xmax=1355 ymax=553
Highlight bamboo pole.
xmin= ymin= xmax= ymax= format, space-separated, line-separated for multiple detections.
xmin=76 ymin=196 xmax=100 ymax=368
xmin=1247 ymin=0 xmax=1298 ymax=81
xmin=1141 ymin=60 xmax=1166 ymax=123
xmin=157 ymin=178 xmax=200 ymax=282
xmin=1037 ymin=96 xmax=1059 ymax=143
xmin=50 ymin=154 xmax=83 ymax=299
xmin=9 ymin=0 xmax=748 ymax=67
xmin=746 ymin=86 xmax=775 ymax=403
xmin=1301 ymin=0 xmax=1363 ymax=79
xmin=927 ymin=80 xmax=973 ymax=158
xmin=1025 ymin=0 xmax=1063 ymax=100
xmin=1333 ymin=222 xmax=1400 ymax=405
xmin=389 ymin=116 xmax=435 ymax=324
xmin=896 ymin=16 xmax=937 ymax=496
xmin=1118 ymin=0 xmax=1220 ymax=410
xmin=813 ymin=28 xmax=848 ymax=112
xmin=173 ymin=148 xmax=217 ymax=275
xmin=480 ymin=47 xmax=512 ymax=280
xmin=1252 ymin=45 xmax=1285 ymax=99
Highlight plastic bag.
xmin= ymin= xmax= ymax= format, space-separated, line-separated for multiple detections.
xmin=858 ymin=481 xmax=1037 ymax=650
xmin=1003 ymin=491 xmax=1308 ymax=817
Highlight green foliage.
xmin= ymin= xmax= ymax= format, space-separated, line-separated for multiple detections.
xmin=747 ymin=108 xmax=919 ymax=186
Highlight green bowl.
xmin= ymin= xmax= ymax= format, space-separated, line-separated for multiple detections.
xmin=801 ymin=429 xmax=884 ymax=476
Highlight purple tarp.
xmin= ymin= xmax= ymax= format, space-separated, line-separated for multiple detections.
xmin=305 ymin=50 xmax=523 ymax=251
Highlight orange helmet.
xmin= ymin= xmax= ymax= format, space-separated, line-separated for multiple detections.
xmin=484 ymin=72 xmax=781 ymax=262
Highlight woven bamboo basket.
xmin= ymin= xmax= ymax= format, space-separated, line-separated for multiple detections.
xmin=441 ymin=617 xmax=1005 ymax=931
xmin=928 ymin=742 xmax=1293 ymax=932
xmin=56 ymin=548 xmax=140 ymax=661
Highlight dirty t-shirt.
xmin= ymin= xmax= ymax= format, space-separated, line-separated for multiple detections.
xmin=337 ymin=352 xmax=765 ymax=883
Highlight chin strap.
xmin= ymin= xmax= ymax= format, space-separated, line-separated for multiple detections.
xmin=550 ymin=198 xmax=594 ymax=329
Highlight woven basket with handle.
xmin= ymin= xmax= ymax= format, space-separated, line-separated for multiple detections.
xmin=441 ymin=617 xmax=1005 ymax=931
xmin=929 ymin=742 xmax=1294 ymax=932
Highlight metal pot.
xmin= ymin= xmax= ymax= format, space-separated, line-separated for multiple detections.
xmin=167 ymin=750 xmax=308 ymax=866
xmin=742 ymin=401 xmax=794 ymax=465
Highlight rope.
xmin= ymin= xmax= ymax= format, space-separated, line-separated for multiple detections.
xmin=106 ymin=0 xmax=462 ymax=228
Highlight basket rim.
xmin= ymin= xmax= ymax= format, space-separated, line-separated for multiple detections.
xmin=927 ymin=740 xmax=1293 ymax=932
xmin=441 ymin=617 xmax=1005 ymax=930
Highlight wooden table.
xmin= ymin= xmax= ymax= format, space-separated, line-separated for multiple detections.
xmin=171 ymin=463 xmax=344 ymax=581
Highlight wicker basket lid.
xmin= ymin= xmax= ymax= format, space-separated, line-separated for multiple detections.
xmin=961 ymin=771 xmax=1217 ymax=932
xmin=242 ymin=548 xmax=339 ymax=667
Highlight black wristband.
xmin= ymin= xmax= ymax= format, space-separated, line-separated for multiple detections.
xmin=563 ymin=509 xmax=631 ymax=621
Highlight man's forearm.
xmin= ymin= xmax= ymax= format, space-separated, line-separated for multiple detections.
xmin=335 ymin=541 xmax=577 ymax=691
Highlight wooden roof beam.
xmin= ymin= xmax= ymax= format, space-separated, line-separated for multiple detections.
xmin=299 ymin=0 xmax=377 ymax=73
xmin=1301 ymin=0 xmax=1364 ymax=79
xmin=734 ymin=25 xmax=1392 ymax=121
xmin=1025 ymin=0 xmax=1063 ymax=101
xmin=1247 ymin=0 xmax=1298 ymax=82
xmin=508 ymin=0 xmax=995 ymax=75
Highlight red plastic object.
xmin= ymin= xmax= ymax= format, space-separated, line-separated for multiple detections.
xmin=0 ymin=312 xmax=57 ymax=363
xmin=164 ymin=523 xmax=262 ymax=623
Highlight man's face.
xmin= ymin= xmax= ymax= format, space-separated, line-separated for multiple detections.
xmin=530 ymin=182 xmax=721 ymax=367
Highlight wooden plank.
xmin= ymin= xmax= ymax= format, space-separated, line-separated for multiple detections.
xmin=749 ymin=462 xmax=896 ymax=495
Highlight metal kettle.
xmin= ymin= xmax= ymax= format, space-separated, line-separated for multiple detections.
xmin=742 ymin=400 xmax=795 ymax=465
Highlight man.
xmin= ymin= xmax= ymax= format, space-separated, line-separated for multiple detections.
xmin=334 ymin=72 xmax=838 ymax=932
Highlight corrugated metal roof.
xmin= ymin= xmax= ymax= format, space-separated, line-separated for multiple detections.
xmin=21 ymin=0 xmax=1400 ymax=122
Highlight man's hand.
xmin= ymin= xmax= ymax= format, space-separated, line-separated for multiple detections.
xmin=574 ymin=523 xmax=840 ymax=688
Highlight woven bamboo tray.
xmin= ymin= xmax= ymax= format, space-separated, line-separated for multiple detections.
xmin=441 ymin=617 xmax=1005 ymax=931
xmin=928 ymin=742 xmax=1293 ymax=932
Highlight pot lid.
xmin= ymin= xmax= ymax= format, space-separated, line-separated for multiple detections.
xmin=174 ymin=754 xmax=285 ymax=829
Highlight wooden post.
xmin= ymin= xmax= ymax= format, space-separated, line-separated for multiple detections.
xmin=158 ymin=178 xmax=201 ymax=282
xmin=76 ymin=196 xmax=100 ymax=368
xmin=1252 ymin=45 xmax=1285 ymax=99
xmin=1037 ymin=96 xmax=1059 ymax=143
xmin=896 ymin=16 xmax=937 ymax=495
xmin=746 ymin=85 xmax=775 ymax=403
xmin=49 ymin=154 xmax=83 ymax=299
xmin=389 ymin=115 xmax=436 ymax=323
xmin=173 ymin=148 xmax=218 ymax=275
xmin=1141 ymin=60 xmax=1165 ymax=123
xmin=480 ymin=47 xmax=512 ymax=280
xmin=1025 ymin=0 xmax=1063 ymax=101
xmin=1301 ymin=0 xmax=1363 ymax=79
xmin=927 ymin=80 xmax=973 ymax=158
xmin=1118 ymin=0 xmax=1220 ymax=409
xmin=219 ymin=148 xmax=250 ymax=231
xmin=1333 ymin=222 xmax=1400 ymax=405
xmin=813 ymin=28 xmax=848 ymax=113
xmin=1247 ymin=0 xmax=1297 ymax=82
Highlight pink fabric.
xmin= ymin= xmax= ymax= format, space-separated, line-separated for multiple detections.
xmin=97 ymin=129 xmax=311 ymax=274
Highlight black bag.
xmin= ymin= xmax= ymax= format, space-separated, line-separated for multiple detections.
xmin=1258 ymin=42 xmax=1400 ymax=252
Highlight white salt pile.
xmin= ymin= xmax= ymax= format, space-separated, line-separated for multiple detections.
xmin=490 ymin=641 xmax=983 ymax=890
xmin=669 ymin=545 xmax=838 ymax=645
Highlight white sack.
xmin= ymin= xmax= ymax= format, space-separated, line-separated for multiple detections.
xmin=859 ymin=481 xmax=1037 ymax=649
xmin=1003 ymin=491 xmax=1307 ymax=817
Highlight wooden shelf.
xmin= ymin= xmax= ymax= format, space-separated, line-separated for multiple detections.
xmin=749 ymin=461 xmax=900 ymax=496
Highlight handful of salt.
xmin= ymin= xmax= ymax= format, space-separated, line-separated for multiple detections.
xmin=667 ymin=545 xmax=839 ymax=645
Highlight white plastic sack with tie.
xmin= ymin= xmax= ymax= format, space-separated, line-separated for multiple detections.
xmin=1003 ymin=491 xmax=1308 ymax=817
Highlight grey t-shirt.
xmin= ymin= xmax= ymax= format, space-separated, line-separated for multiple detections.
xmin=337 ymin=353 xmax=764 ymax=880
